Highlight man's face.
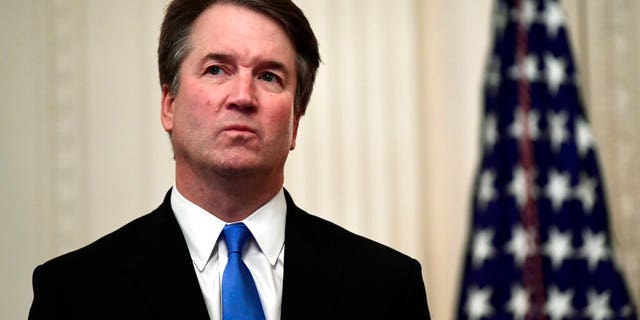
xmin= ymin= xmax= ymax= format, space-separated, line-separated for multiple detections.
xmin=161 ymin=4 xmax=299 ymax=178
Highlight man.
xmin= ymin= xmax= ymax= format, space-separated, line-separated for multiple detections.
xmin=29 ymin=0 xmax=430 ymax=319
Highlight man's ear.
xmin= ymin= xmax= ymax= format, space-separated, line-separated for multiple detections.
xmin=161 ymin=84 xmax=175 ymax=133
xmin=290 ymin=115 xmax=300 ymax=150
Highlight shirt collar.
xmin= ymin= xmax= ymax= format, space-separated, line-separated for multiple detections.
xmin=243 ymin=188 xmax=286 ymax=266
xmin=171 ymin=186 xmax=286 ymax=271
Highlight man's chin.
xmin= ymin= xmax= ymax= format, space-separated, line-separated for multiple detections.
xmin=214 ymin=165 xmax=260 ymax=177
xmin=209 ymin=158 xmax=264 ymax=177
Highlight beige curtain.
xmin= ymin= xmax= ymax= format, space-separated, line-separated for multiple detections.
xmin=1 ymin=1 xmax=637 ymax=319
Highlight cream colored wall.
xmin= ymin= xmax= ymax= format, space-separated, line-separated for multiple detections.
xmin=1 ymin=3 xmax=50 ymax=320
xmin=1 ymin=1 xmax=638 ymax=319
xmin=419 ymin=1 xmax=490 ymax=318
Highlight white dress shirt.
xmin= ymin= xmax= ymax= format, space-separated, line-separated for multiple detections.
xmin=171 ymin=186 xmax=286 ymax=320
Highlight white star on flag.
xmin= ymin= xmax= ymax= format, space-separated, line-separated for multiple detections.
xmin=575 ymin=117 xmax=595 ymax=157
xmin=579 ymin=229 xmax=610 ymax=272
xmin=472 ymin=228 xmax=496 ymax=268
xmin=547 ymin=111 xmax=569 ymax=152
xmin=465 ymin=286 xmax=494 ymax=320
xmin=493 ymin=0 xmax=508 ymax=39
xmin=544 ymin=53 xmax=567 ymax=95
xmin=622 ymin=304 xmax=634 ymax=318
xmin=575 ymin=173 xmax=597 ymax=214
xmin=542 ymin=1 xmax=564 ymax=39
xmin=511 ymin=0 xmax=538 ymax=29
xmin=543 ymin=228 xmax=573 ymax=270
xmin=477 ymin=169 xmax=497 ymax=210
xmin=508 ymin=165 xmax=537 ymax=209
xmin=486 ymin=58 xmax=502 ymax=95
xmin=510 ymin=108 xmax=541 ymax=140
xmin=585 ymin=289 xmax=614 ymax=320
xmin=509 ymin=54 xmax=540 ymax=82
xmin=483 ymin=114 xmax=499 ymax=152
xmin=506 ymin=225 xmax=536 ymax=266
xmin=545 ymin=286 xmax=575 ymax=320
xmin=545 ymin=169 xmax=571 ymax=212
xmin=506 ymin=285 xmax=530 ymax=320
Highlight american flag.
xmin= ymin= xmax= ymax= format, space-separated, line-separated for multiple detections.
xmin=456 ymin=0 xmax=638 ymax=319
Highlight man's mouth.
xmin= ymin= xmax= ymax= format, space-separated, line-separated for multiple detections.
xmin=223 ymin=125 xmax=256 ymax=134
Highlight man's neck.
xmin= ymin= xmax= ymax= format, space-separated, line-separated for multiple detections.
xmin=175 ymin=166 xmax=283 ymax=222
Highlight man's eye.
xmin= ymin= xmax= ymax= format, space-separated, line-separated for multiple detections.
xmin=260 ymin=72 xmax=278 ymax=83
xmin=207 ymin=66 xmax=223 ymax=75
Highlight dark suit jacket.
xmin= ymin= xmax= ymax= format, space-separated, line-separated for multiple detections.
xmin=29 ymin=190 xmax=430 ymax=319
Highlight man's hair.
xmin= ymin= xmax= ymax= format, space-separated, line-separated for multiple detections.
xmin=158 ymin=0 xmax=320 ymax=117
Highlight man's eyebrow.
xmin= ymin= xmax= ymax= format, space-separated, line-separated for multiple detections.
xmin=201 ymin=53 xmax=291 ymax=76
xmin=201 ymin=53 xmax=234 ymax=64
xmin=256 ymin=60 xmax=290 ymax=76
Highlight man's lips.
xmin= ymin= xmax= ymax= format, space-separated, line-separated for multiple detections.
xmin=222 ymin=125 xmax=256 ymax=134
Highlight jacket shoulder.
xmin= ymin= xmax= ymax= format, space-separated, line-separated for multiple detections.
xmin=292 ymin=208 xmax=420 ymax=268
xmin=39 ymin=208 xmax=164 ymax=271
xmin=284 ymin=202 xmax=431 ymax=319
xmin=29 ymin=200 xmax=175 ymax=319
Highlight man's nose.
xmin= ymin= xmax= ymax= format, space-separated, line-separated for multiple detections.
xmin=226 ymin=72 xmax=257 ymax=112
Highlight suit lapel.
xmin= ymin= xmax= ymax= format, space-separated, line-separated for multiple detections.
xmin=125 ymin=191 xmax=210 ymax=319
xmin=281 ymin=190 xmax=344 ymax=320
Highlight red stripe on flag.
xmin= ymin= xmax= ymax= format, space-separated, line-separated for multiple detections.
xmin=515 ymin=0 xmax=546 ymax=318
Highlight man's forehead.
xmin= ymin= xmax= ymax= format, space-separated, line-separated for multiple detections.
xmin=192 ymin=4 xmax=291 ymax=44
xmin=188 ymin=4 xmax=296 ymax=65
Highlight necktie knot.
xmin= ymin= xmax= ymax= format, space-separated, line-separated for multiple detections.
xmin=222 ymin=223 xmax=251 ymax=256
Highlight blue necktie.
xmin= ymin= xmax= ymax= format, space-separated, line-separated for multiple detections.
xmin=221 ymin=223 xmax=265 ymax=320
